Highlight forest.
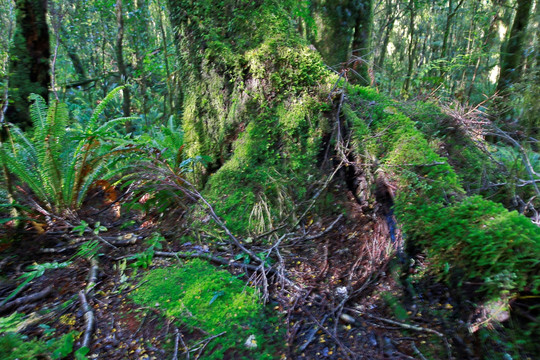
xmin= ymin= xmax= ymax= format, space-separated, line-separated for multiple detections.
xmin=0 ymin=0 xmax=539 ymax=359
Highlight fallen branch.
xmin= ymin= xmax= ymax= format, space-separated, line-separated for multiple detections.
xmin=78 ymin=258 xmax=99 ymax=351
xmin=345 ymin=307 xmax=444 ymax=337
xmin=0 ymin=286 xmax=53 ymax=314
xmin=304 ymin=308 xmax=353 ymax=360
xmin=411 ymin=342 xmax=428 ymax=360
xmin=172 ymin=328 xmax=180 ymax=360
xmin=189 ymin=331 xmax=226 ymax=357
xmin=85 ymin=258 xmax=99 ymax=294
xmin=78 ymin=290 xmax=95 ymax=350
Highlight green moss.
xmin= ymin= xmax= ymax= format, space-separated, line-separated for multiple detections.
xmin=346 ymin=86 xmax=540 ymax=301
xmin=169 ymin=0 xmax=335 ymax=235
xmin=131 ymin=259 xmax=283 ymax=359
xmin=397 ymin=196 xmax=540 ymax=296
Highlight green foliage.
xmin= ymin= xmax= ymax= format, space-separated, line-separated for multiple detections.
xmin=0 ymin=88 xmax=136 ymax=217
xmin=131 ymin=259 xmax=283 ymax=360
xmin=0 ymin=261 xmax=71 ymax=307
xmin=0 ymin=313 xmax=24 ymax=334
xmin=127 ymin=233 xmax=164 ymax=270
xmin=0 ymin=331 xmax=80 ymax=360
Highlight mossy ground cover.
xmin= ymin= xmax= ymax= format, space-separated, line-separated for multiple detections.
xmin=345 ymin=84 xmax=539 ymax=299
xmin=131 ymin=259 xmax=284 ymax=359
xmin=346 ymin=84 xmax=540 ymax=356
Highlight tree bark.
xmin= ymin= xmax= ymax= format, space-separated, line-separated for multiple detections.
xmin=6 ymin=0 xmax=50 ymax=129
xmin=402 ymin=0 xmax=416 ymax=94
xmin=351 ymin=0 xmax=373 ymax=85
xmin=115 ymin=0 xmax=132 ymax=130
xmin=310 ymin=0 xmax=373 ymax=76
xmin=496 ymin=0 xmax=534 ymax=92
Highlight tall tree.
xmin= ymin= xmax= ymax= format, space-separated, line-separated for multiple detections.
xmin=6 ymin=0 xmax=50 ymax=128
xmin=310 ymin=0 xmax=373 ymax=84
xmin=497 ymin=0 xmax=534 ymax=92
xmin=115 ymin=0 xmax=132 ymax=126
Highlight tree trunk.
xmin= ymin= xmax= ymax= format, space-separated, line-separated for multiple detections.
xmin=310 ymin=0 xmax=356 ymax=68
xmin=167 ymin=0 xmax=332 ymax=233
xmin=351 ymin=0 xmax=373 ymax=85
xmin=376 ymin=0 xmax=397 ymax=68
xmin=402 ymin=0 xmax=416 ymax=94
xmin=115 ymin=0 xmax=132 ymax=130
xmin=496 ymin=0 xmax=533 ymax=92
xmin=6 ymin=0 xmax=50 ymax=129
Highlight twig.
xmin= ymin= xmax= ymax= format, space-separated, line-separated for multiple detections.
xmin=345 ymin=308 xmax=444 ymax=337
xmin=304 ymin=308 xmax=354 ymax=360
xmin=411 ymin=342 xmax=428 ymax=360
xmin=189 ymin=331 xmax=226 ymax=357
xmin=177 ymin=329 xmax=190 ymax=360
xmin=298 ymin=314 xmax=328 ymax=352
xmin=172 ymin=328 xmax=180 ymax=360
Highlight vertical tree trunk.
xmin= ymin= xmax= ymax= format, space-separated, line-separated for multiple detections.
xmin=402 ymin=0 xmax=416 ymax=94
xmin=496 ymin=0 xmax=534 ymax=92
xmin=115 ymin=0 xmax=132 ymax=129
xmin=6 ymin=0 xmax=50 ymax=128
xmin=351 ymin=0 xmax=373 ymax=85
xmin=439 ymin=0 xmax=466 ymax=76
xmin=310 ymin=0 xmax=357 ymax=68
xmin=376 ymin=0 xmax=397 ymax=68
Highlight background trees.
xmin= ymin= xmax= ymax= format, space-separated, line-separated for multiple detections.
xmin=6 ymin=0 xmax=51 ymax=128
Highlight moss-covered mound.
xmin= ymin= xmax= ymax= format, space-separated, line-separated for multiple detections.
xmin=346 ymin=85 xmax=540 ymax=300
xmin=131 ymin=259 xmax=283 ymax=359
xmin=169 ymin=0 xmax=335 ymax=234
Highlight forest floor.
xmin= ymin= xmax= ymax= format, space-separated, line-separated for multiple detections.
xmin=0 ymin=177 xmax=489 ymax=360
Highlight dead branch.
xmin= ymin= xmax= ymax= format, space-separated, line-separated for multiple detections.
xmin=411 ymin=342 xmax=429 ymax=360
xmin=85 ymin=258 xmax=99 ymax=294
xmin=298 ymin=314 xmax=328 ymax=352
xmin=189 ymin=331 xmax=226 ymax=357
xmin=172 ymin=328 xmax=180 ymax=360
xmin=345 ymin=307 xmax=444 ymax=337
xmin=78 ymin=290 xmax=95 ymax=350
xmin=0 ymin=286 xmax=52 ymax=313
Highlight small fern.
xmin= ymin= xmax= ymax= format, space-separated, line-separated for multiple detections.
xmin=0 ymin=88 xmax=136 ymax=219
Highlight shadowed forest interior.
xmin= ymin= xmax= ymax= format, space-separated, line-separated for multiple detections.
xmin=0 ymin=0 xmax=539 ymax=359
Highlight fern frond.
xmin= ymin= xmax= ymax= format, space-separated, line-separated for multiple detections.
xmin=28 ymin=94 xmax=48 ymax=131
xmin=93 ymin=116 xmax=139 ymax=136
xmin=87 ymin=87 xmax=124 ymax=132
xmin=0 ymin=151 xmax=49 ymax=207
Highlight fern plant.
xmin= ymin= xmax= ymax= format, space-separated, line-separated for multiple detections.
xmin=0 ymin=87 xmax=137 ymax=219
xmin=117 ymin=116 xmax=210 ymax=213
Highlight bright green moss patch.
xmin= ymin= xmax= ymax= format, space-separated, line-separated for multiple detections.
xmin=131 ymin=259 xmax=283 ymax=359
